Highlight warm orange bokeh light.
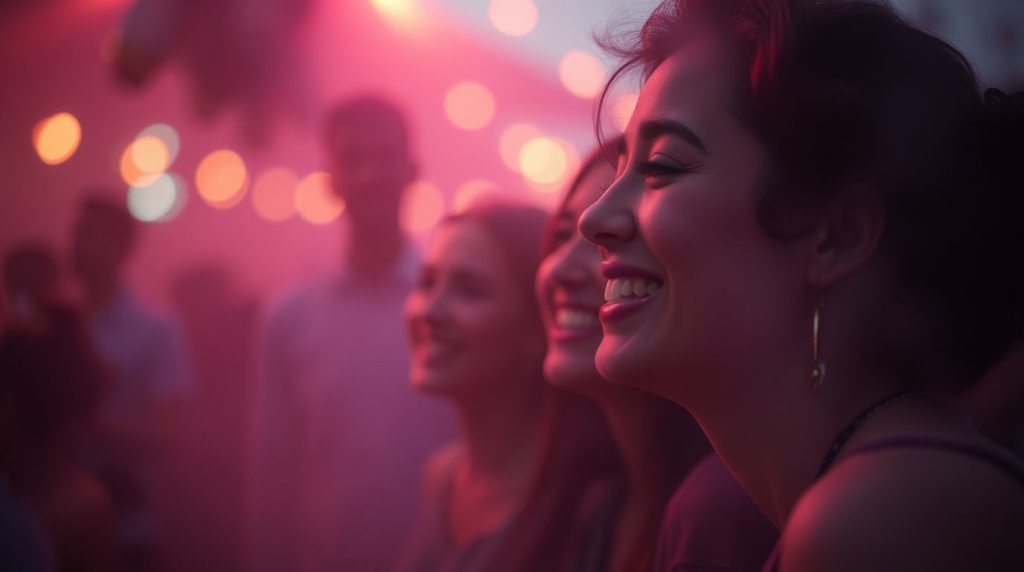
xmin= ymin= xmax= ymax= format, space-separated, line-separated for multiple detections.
xmin=445 ymin=82 xmax=496 ymax=131
xmin=138 ymin=123 xmax=180 ymax=164
xmin=33 ymin=112 xmax=82 ymax=165
xmin=612 ymin=92 xmax=640 ymax=132
xmin=489 ymin=0 xmax=538 ymax=37
xmin=453 ymin=179 xmax=501 ymax=213
xmin=119 ymin=136 xmax=169 ymax=188
xmin=369 ymin=0 xmax=423 ymax=28
xmin=252 ymin=168 xmax=299 ymax=222
xmin=519 ymin=137 xmax=569 ymax=187
xmin=559 ymin=50 xmax=606 ymax=99
xmin=295 ymin=172 xmax=345 ymax=225
xmin=498 ymin=123 xmax=543 ymax=171
xmin=130 ymin=136 xmax=170 ymax=175
xmin=400 ymin=181 xmax=446 ymax=234
xmin=196 ymin=149 xmax=248 ymax=209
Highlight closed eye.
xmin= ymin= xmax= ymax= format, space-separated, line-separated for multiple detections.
xmin=636 ymin=157 xmax=698 ymax=185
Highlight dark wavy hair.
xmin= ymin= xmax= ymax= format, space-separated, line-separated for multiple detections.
xmin=597 ymin=0 xmax=1024 ymax=391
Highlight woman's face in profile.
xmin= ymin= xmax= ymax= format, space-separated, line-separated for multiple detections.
xmin=405 ymin=219 xmax=542 ymax=396
xmin=536 ymin=161 xmax=617 ymax=390
xmin=579 ymin=27 xmax=802 ymax=401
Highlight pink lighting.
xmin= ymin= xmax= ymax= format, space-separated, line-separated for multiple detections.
xmin=488 ymin=0 xmax=539 ymax=38
xmin=559 ymin=50 xmax=606 ymax=99
xmin=612 ymin=92 xmax=640 ymax=132
xmin=498 ymin=123 xmax=543 ymax=171
xmin=519 ymin=136 xmax=567 ymax=186
xmin=444 ymin=81 xmax=497 ymax=131
xmin=252 ymin=167 xmax=299 ymax=222
xmin=369 ymin=0 xmax=422 ymax=28
xmin=453 ymin=179 xmax=501 ymax=213
xmin=294 ymin=172 xmax=344 ymax=225
xmin=400 ymin=180 xmax=446 ymax=234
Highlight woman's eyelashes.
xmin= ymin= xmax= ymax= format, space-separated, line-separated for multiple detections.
xmin=635 ymin=154 xmax=699 ymax=186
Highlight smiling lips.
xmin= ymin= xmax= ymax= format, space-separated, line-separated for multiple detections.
xmin=549 ymin=304 xmax=601 ymax=342
xmin=598 ymin=262 xmax=665 ymax=324
xmin=604 ymin=277 xmax=662 ymax=302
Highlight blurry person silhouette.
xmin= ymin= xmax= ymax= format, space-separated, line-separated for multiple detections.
xmin=70 ymin=194 xmax=192 ymax=572
xmin=165 ymin=263 xmax=257 ymax=572
xmin=2 ymin=241 xmax=60 ymax=329
xmin=0 ymin=302 xmax=119 ymax=571
xmin=248 ymin=95 xmax=455 ymax=572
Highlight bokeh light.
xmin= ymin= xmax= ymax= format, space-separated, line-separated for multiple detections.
xmin=252 ymin=167 xmax=299 ymax=222
xmin=127 ymin=173 xmax=186 ymax=223
xmin=489 ymin=0 xmax=538 ymax=37
xmin=120 ymin=136 xmax=169 ymax=187
xmin=453 ymin=179 xmax=501 ymax=213
xmin=519 ymin=137 xmax=569 ymax=186
xmin=612 ymin=92 xmax=640 ymax=132
xmin=400 ymin=180 xmax=446 ymax=234
xmin=196 ymin=149 xmax=248 ymax=209
xmin=559 ymin=50 xmax=606 ymax=99
xmin=444 ymin=82 xmax=496 ymax=131
xmin=295 ymin=172 xmax=345 ymax=225
xmin=130 ymin=136 xmax=170 ymax=175
xmin=138 ymin=123 xmax=180 ymax=165
xmin=498 ymin=123 xmax=543 ymax=171
xmin=33 ymin=112 xmax=81 ymax=165
xmin=526 ymin=137 xmax=580 ymax=195
xmin=370 ymin=0 xmax=421 ymax=27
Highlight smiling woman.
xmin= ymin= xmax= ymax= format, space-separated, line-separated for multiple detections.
xmin=582 ymin=0 xmax=1024 ymax=570
xmin=400 ymin=201 xmax=613 ymax=572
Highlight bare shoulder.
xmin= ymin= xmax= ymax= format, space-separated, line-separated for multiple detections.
xmin=781 ymin=443 xmax=1024 ymax=572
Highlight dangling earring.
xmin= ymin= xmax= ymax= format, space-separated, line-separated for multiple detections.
xmin=810 ymin=291 xmax=826 ymax=390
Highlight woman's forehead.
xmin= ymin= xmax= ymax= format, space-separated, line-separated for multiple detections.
xmin=626 ymin=39 xmax=744 ymax=157
xmin=430 ymin=221 xmax=505 ymax=273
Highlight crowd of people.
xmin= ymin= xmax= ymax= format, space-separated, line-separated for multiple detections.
xmin=3 ymin=0 xmax=1024 ymax=571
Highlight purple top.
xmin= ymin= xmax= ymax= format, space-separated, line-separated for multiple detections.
xmin=655 ymin=454 xmax=779 ymax=572
xmin=760 ymin=435 xmax=1024 ymax=571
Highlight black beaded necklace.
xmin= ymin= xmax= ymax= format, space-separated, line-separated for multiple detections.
xmin=813 ymin=390 xmax=923 ymax=480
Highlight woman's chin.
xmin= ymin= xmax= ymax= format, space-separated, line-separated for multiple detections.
xmin=594 ymin=338 xmax=663 ymax=391
xmin=543 ymin=355 xmax=603 ymax=392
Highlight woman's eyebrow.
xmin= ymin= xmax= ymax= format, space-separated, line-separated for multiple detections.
xmin=638 ymin=118 xmax=709 ymax=156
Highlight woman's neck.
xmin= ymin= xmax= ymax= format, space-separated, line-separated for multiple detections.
xmin=454 ymin=383 xmax=545 ymax=482
xmin=445 ymin=382 xmax=546 ymax=548
xmin=599 ymin=389 xmax=697 ymax=511
xmin=690 ymin=344 xmax=910 ymax=528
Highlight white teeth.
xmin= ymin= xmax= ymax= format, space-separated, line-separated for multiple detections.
xmin=603 ymin=277 xmax=664 ymax=302
xmin=555 ymin=308 xmax=597 ymax=330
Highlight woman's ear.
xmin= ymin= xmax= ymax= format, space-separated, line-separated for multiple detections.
xmin=803 ymin=193 xmax=885 ymax=287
